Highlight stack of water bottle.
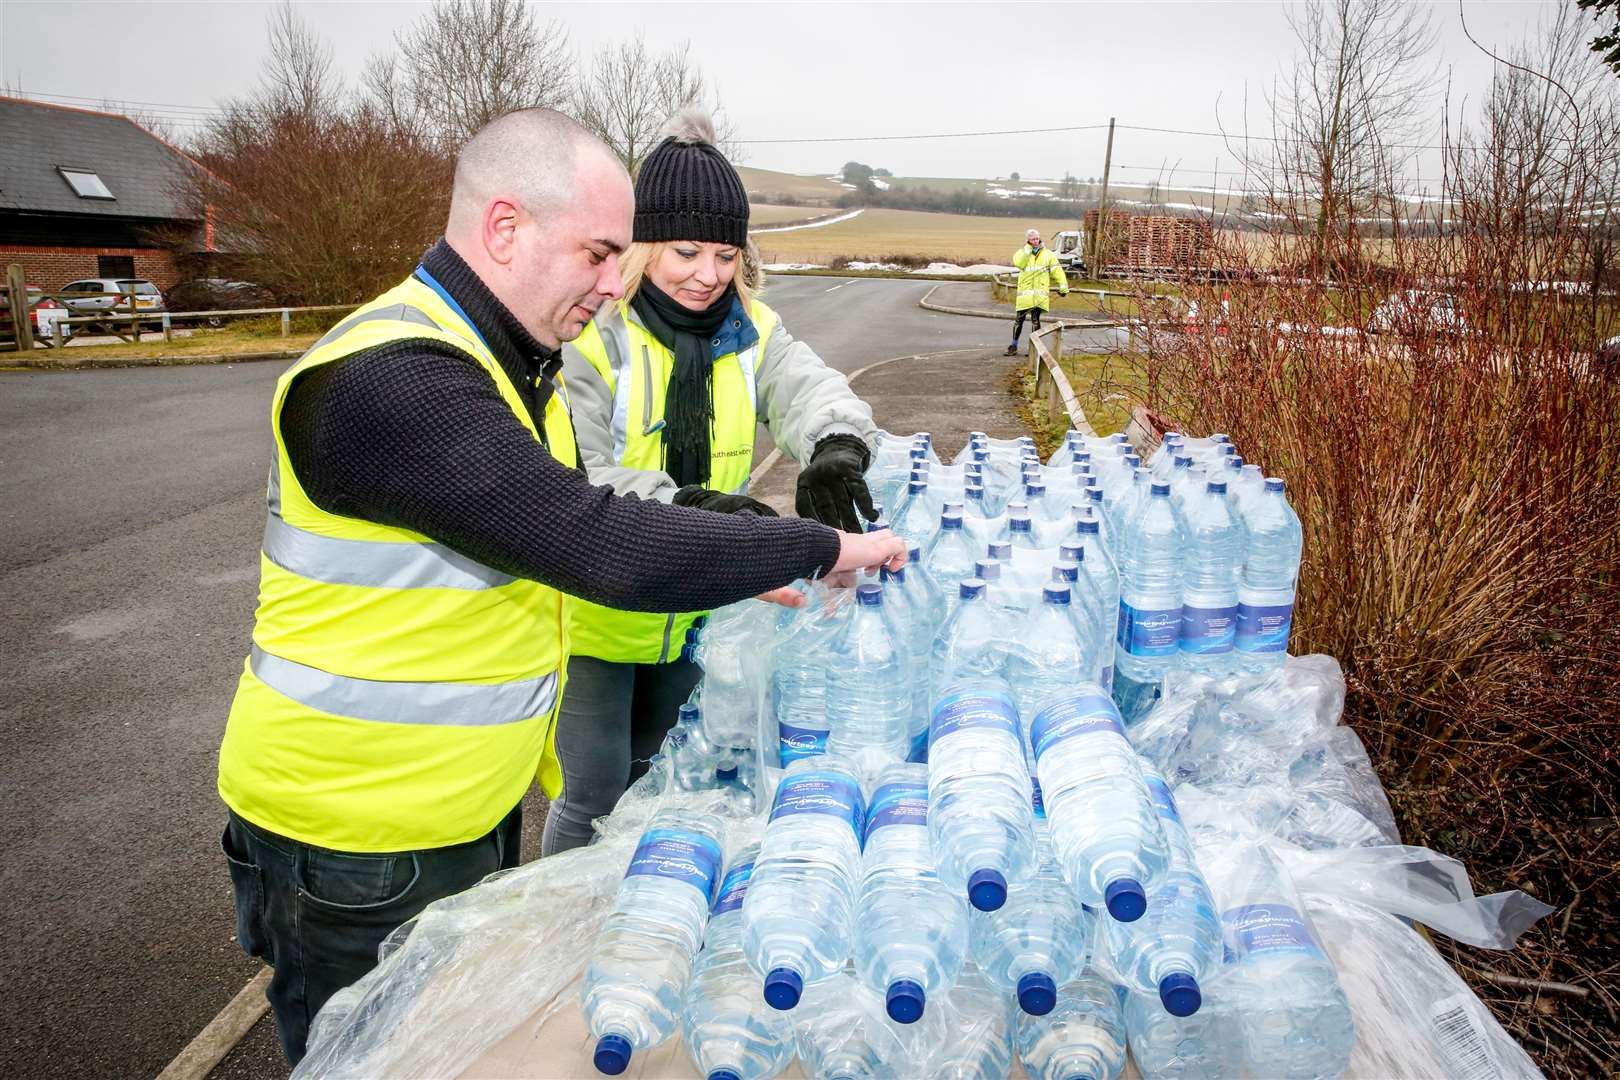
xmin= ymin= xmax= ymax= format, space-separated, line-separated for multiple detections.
xmin=578 ymin=428 xmax=1359 ymax=1080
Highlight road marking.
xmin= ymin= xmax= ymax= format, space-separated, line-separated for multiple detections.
xmin=824 ymin=279 xmax=861 ymax=292
xmin=157 ymin=966 xmax=271 ymax=1080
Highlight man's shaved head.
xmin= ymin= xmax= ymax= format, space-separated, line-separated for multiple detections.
xmin=443 ymin=108 xmax=633 ymax=349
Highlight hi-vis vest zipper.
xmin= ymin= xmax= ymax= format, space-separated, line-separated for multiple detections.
xmin=217 ymin=269 xmax=577 ymax=852
xmin=566 ymin=297 xmax=778 ymax=665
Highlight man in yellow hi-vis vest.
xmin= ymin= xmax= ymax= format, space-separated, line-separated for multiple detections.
xmin=216 ymin=109 xmax=905 ymax=1066
xmin=1006 ymin=227 xmax=1069 ymax=355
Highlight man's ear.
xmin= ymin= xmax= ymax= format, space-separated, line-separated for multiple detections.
xmin=483 ymin=197 xmax=522 ymax=266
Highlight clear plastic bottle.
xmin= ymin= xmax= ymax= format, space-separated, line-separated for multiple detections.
xmin=793 ymin=972 xmax=918 ymax=1079
xmin=879 ymin=564 xmax=935 ymax=763
xmin=1069 ymin=512 xmax=1120 ymax=689
xmin=669 ymin=702 xmax=720 ymax=791
xmin=742 ymin=755 xmax=867 ymax=1010
xmin=1235 ymin=478 xmax=1303 ymax=673
xmin=1124 ymin=980 xmax=1245 ymax=1080
xmin=1113 ymin=481 xmax=1186 ymax=694
xmin=891 ymin=478 xmax=938 ymax=549
xmin=1102 ymin=762 xmax=1219 ymax=1017
xmin=584 ymin=808 xmax=726 ymax=1075
xmin=682 ymin=603 xmax=767 ymax=749
xmin=1179 ymin=480 xmax=1243 ymax=676
xmin=972 ymin=822 xmax=1094 ymax=1017
xmin=963 ymin=483 xmax=998 ymax=543
xmin=924 ymin=513 xmax=980 ymax=594
xmin=772 ymin=597 xmax=844 ymax=766
xmin=1049 ymin=561 xmax=1106 ymax=684
xmin=855 ymin=762 xmax=970 ymax=1023
xmin=826 ymin=584 xmax=911 ymax=764
xmin=682 ymin=843 xmax=796 ymax=1080
xmin=1015 ymin=970 xmax=1128 ymax=1080
xmin=928 ymin=678 xmax=1036 ymax=912
xmin=1007 ymin=585 xmax=1093 ymax=733
xmin=1200 ymin=835 xmax=1355 ymax=1079
xmin=931 ymin=580 xmax=1009 ymax=692
xmin=1028 ymin=687 xmax=1168 ymax=921
xmin=915 ymin=962 xmax=1018 ymax=1079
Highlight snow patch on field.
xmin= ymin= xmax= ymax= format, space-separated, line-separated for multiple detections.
xmin=749 ymin=209 xmax=865 ymax=234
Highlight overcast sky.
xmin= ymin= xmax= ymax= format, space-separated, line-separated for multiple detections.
xmin=0 ymin=1 xmax=1577 ymax=193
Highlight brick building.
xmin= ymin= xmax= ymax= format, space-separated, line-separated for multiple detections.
xmin=0 ymin=96 xmax=210 ymax=290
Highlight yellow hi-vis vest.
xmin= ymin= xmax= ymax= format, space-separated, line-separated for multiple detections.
xmin=1013 ymin=244 xmax=1066 ymax=312
xmin=217 ymin=269 xmax=577 ymax=852
xmin=565 ymin=297 xmax=778 ymax=664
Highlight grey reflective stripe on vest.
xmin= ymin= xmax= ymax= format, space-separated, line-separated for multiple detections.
xmin=250 ymin=645 xmax=558 ymax=726
xmin=305 ymin=302 xmax=440 ymax=354
xmin=597 ymin=314 xmax=633 ymax=461
xmin=262 ymin=512 xmax=515 ymax=590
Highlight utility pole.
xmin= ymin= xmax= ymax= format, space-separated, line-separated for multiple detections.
xmin=1090 ymin=117 xmax=1116 ymax=279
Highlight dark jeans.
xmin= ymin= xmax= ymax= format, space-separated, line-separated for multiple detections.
xmin=1011 ymin=306 xmax=1043 ymax=344
xmin=540 ymin=654 xmax=702 ymax=856
xmin=221 ymin=803 xmax=522 ymax=1066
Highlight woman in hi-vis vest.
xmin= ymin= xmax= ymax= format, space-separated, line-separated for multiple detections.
xmin=546 ymin=111 xmax=878 ymax=854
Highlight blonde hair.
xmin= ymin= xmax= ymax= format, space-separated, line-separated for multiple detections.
xmin=619 ymin=238 xmax=761 ymax=311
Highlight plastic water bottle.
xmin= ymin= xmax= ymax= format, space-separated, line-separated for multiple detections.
xmin=924 ymin=513 xmax=979 ymax=592
xmin=742 ymin=755 xmax=866 ymax=1010
xmin=826 ymin=584 xmax=911 ymax=764
xmin=669 ymin=702 xmax=721 ymax=791
xmin=682 ymin=604 xmax=766 ymax=749
xmin=585 ymin=808 xmax=725 ymax=1075
xmin=891 ymin=479 xmax=938 ymax=548
xmin=1015 ymin=970 xmax=1128 ymax=1080
xmin=682 ymin=843 xmax=796 ymax=1080
xmin=879 ymin=564 xmax=935 ymax=763
xmin=963 ymin=484 xmax=997 ymax=542
xmin=1114 ymin=481 xmax=1186 ymax=696
xmin=1124 ymin=981 xmax=1245 ymax=1080
xmin=1231 ymin=463 xmax=1266 ymax=523
xmin=1179 ymin=480 xmax=1243 ymax=676
xmin=1200 ymin=836 xmax=1355 ymax=1079
xmin=1007 ymin=585 xmax=1093 ymax=733
xmin=1235 ymin=478 xmax=1303 ymax=673
xmin=855 ymin=762 xmax=970 ymax=1023
xmin=931 ymin=581 xmax=1009 ymax=691
xmin=1168 ymin=455 xmax=1199 ymax=511
xmin=1028 ymin=688 xmax=1168 ymax=920
xmin=772 ymin=598 xmax=844 ymax=766
xmin=914 ymin=962 xmax=1018 ymax=1079
xmin=1070 ymin=513 xmax=1120 ymax=688
xmin=793 ymin=972 xmax=917 ymax=1079
xmin=971 ymin=830 xmax=1094 ymax=1016
xmin=1102 ymin=762 xmax=1219 ymax=1017
xmin=928 ymin=679 xmax=1036 ymax=912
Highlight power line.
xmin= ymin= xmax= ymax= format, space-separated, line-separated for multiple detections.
xmin=735 ymin=123 xmax=1112 ymax=145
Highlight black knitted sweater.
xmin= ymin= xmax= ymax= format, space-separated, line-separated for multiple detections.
xmin=279 ymin=240 xmax=840 ymax=613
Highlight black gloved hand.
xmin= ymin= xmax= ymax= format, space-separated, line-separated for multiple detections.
xmin=672 ymin=485 xmax=779 ymax=517
xmin=795 ymin=434 xmax=877 ymax=534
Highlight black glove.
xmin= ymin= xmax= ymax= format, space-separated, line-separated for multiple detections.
xmin=672 ymin=485 xmax=779 ymax=517
xmin=795 ymin=434 xmax=877 ymax=533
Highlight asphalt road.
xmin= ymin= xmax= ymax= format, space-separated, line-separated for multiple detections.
xmin=0 ymin=276 xmax=1026 ymax=1079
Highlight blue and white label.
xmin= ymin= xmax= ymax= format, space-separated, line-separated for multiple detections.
xmin=778 ymin=721 xmax=829 ymax=765
xmin=906 ymin=727 xmax=930 ymax=764
xmin=1101 ymin=664 xmax=1114 ymax=691
xmin=769 ymin=770 xmax=865 ymax=841
xmin=624 ymin=829 xmax=723 ymax=900
xmin=1031 ymin=776 xmax=1046 ymax=819
xmin=864 ymin=781 xmax=928 ymax=842
xmin=1029 ymin=692 xmax=1125 ymax=762
xmin=929 ymin=687 xmax=1020 ymax=747
xmin=1117 ymin=600 xmax=1181 ymax=657
xmin=711 ymin=860 xmax=754 ymax=915
xmin=1144 ymin=776 xmax=1181 ymax=824
xmin=1179 ymin=604 xmax=1237 ymax=655
xmin=1235 ymin=602 xmax=1294 ymax=654
xmin=1223 ymin=903 xmax=1323 ymax=960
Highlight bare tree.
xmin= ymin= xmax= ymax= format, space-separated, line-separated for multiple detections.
xmin=260 ymin=0 xmax=341 ymax=121
xmin=573 ymin=35 xmax=736 ymax=173
xmin=363 ymin=0 xmax=572 ymax=147
xmin=1268 ymin=0 xmax=1437 ymax=267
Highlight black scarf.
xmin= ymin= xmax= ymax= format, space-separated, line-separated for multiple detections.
xmin=631 ymin=281 xmax=736 ymax=488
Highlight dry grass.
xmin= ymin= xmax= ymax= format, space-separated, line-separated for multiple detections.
xmin=752 ymin=207 xmax=1079 ymax=266
xmin=736 ymin=165 xmax=849 ymax=202
xmin=748 ymin=203 xmax=837 ymax=226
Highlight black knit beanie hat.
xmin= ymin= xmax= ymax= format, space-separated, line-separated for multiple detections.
xmin=634 ymin=110 xmax=750 ymax=248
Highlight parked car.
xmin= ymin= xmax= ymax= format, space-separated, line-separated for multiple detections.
xmin=1366 ymin=289 xmax=1468 ymax=337
xmin=0 ymin=284 xmax=72 ymax=345
xmin=163 ymin=278 xmax=276 ymax=325
xmin=58 ymin=278 xmax=165 ymax=314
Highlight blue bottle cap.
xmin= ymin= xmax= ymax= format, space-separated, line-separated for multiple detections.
xmin=965 ymin=485 xmax=984 ymax=501
xmin=967 ymin=868 xmax=1007 ymax=911
xmin=1026 ymin=482 xmax=1047 ymax=496
xmin=1059 ymin=543 xmax=1083 ymax=562
xmin=1105 ymin=878 xmax=1148 ymax=922
xmin=941 ymin=514 xmax=964 ymax=530
xmin=593 ymin=1033 xmax=632 ymax=1075
xmin=908 ymin=546 xmax=922 ymax=562
xmin=1086 ymin=487 xmax=1104 ymax=503
xmin=1124 ymin=454 xmax=1142 ymax=467
xmin=1009 ymin=515 xmax=1033 ymax=532
xmin=881 ymin=564 xmax=906 ymax=583
xmin=1150 ymin=482 xmax=1171 ymax=497
xmin=1230 ymin=455 xmax=1245 ymax=468
xmin=908 ymin=480 xmax=928 ymax=494
xmin=856 ymin=583 xmax=883 ymax=606
xmin=973 ymin=560 xmax=1001 ymax=582
xmin=1212 ymin=432 xmax=1231 ymax=443
xmin=910 ymin=446 xmax=928 ymax=458
xmin=1043 ymin=585 xmax=1071 ymax=604
xmin=1159 ymin=973 xmax=1202 ymax=1017
xmin=1220 ymin=444 xmax=1237 ymax=455
xmin=715 ymin=764 xmax=738 ymax=783
xmin=1266 ymin=477 xmax=1286 ymax=492
xmin=1206 ymin=480 xmax=1227 ymax=494
xmin=959 ymin=579 xmax=985 ymax=600
xmin=1174 ymin=455 xmax=1193 ymax=468
xmin=915 ymin=431 xmax=932 ymax=442
xmin=886 ymin=979 xmax=926 ymax=1024
xmin=1076 ymin=515 xmax=1100 ymax=534
xmin=763 ymin=967 xmax=803 ymax=1010
xmin=708 ymin=1071 xmax=743 ymax=1080
xmin=987 ymin=541 xmax=1012 ymax=560
xmin=1016 ymin=972 xmax=1058 ymax=1016
xmin=1052 ymin=561 xmax=1079 ymax=583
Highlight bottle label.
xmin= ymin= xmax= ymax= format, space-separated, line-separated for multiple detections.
xmin=1031 ymin=776 xmax=1046 ymax=819
xmin=1144 ymin=776 xmax=1180 ymax=824
xmin=929 ymin=687 xmax=1019 ymax=747
xmin=864 ymin=780 xmax=928 ymax=842
xmin=1101 ymin=664 xmax=1114 ymax=691
xmin=1179 ymin=604 xmax=1237 ymax=654
xmin=769 ymin=770 xmax=865 ymax=841
xmin=1222 ymin=903 xmax=1323 ymax=960
xmin=777 ymin=721 xmax=829 ymax=765
xmin=1029 ymin=692 xmax=1125 ymax=762
xmin=711 ymin=860 xmax=754 ymax=915
xmin=1117 ymin=599 xmax=1181 ymax=657
xmin=1235 ymin=601 xmax=1294 ymax=654
xmin=624 ymin=829 xmax=723 ymax=900
xmin=906 ymin=727 xmax=930 ymax=764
